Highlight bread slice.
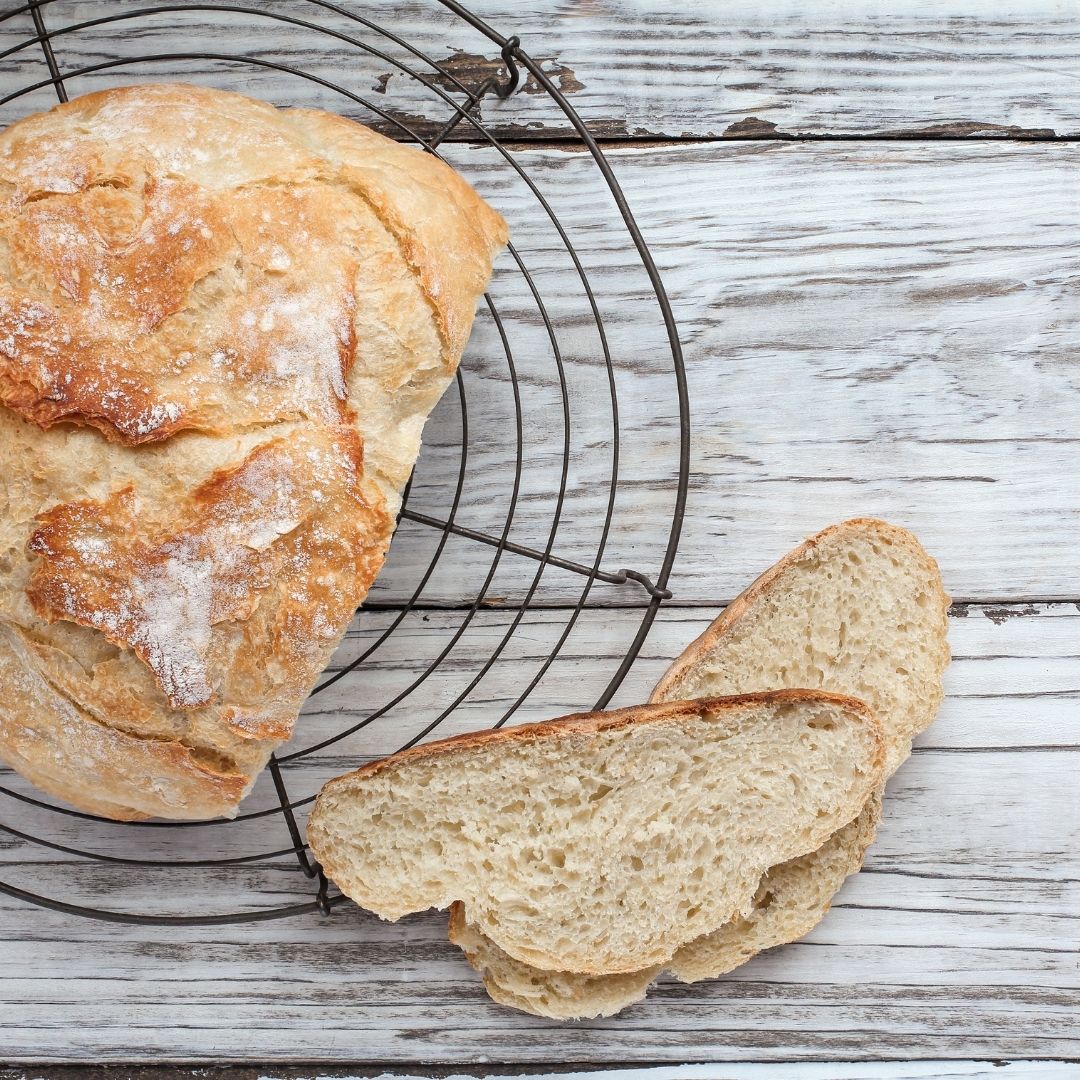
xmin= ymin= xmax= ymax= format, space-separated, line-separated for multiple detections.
xmin=652 ymin=518 xmax=949 ymax=771
xmin=309 ymin=690 xmax=884 ymax=976
xmin=447 ymin=900 xmax=659 ymax=1019
xmin=665 ymin=790 xmax=883 ymax=982
xmin=450 ymin=797 xmax=882 ymax=1019
xmin=459 ymin=518 xmax=949 ymax=1016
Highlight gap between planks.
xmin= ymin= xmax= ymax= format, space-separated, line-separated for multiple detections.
xmin=16 ymin=0 xmax=1080 ymax=142
xmin=490 ymin=134 xmax=1080 ymax=152
xmin=358 ymin=599 xmax=1080 ymax=611
xmin=2 ymin=1064 xmax=1080 ymax=1079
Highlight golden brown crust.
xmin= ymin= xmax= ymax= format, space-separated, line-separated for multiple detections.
xmin=0 ymin=167 xmax=368 ymax=443
xmin=447 ymin=899 xmax=468 ymax=941
xmin=0 ymin=83 xmax=507 ymax=819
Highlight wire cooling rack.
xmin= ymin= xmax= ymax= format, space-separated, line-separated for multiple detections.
xmin=0 ymin=0 xmax=688 ymax=925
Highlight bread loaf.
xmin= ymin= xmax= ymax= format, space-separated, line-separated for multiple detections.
xmin=0 ymin=83 xmax=507 ymax=819
xmin=456 ymin=519 xmax=949 ymax=1016
xmin=308 ymin=691 xmax=884 ymax=975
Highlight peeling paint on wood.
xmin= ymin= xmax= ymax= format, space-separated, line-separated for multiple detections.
xmin=722 ymin=117 xmax=795 ymax=139
xmin=879 ymin=121 xmax=1060 ymax=140
xmin=982 ymin=605 xmax=1043 ymax=624
xmin=10 ymin=1 xmax=1080 ymax=141
xmin=416 ymin=49 xmax=586 ymax=99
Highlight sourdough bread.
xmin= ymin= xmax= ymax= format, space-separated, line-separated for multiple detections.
xmin=0 ymin=83 xmax=507 ymax=819
xmin=459 ymin=519 xmax=948 ymax=1015
xmin=309 ymin=690 xmax=884 ymax=975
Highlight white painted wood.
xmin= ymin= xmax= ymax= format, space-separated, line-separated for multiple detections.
xmin=4 ymin=602 xmax=1076 ymax=863
xmin=12 ymin=0 xmax=1080 ymax=139
xmin=1 ymin=3 xmax=1078 ymax=1069
xmin=1 ymin=604 xmax=1076 ymax=1063
xmin=393 ymin=139 xmax=1080 ymax=605
xmin=3 ymin=54 xmax=1080 ymax=602
xmin=1 ymin=1067 xmax=1076 ymax=1080
xmin=250 ymin=1067 xmax=1080 ymax=1080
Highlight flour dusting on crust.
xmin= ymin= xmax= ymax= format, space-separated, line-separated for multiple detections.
xmin=0 ymin=81 xmax=507 ymax=819
xmin=26 ymin=428 xmax=382 ymax=711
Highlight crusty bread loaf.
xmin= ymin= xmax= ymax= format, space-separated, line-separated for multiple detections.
xmin=309 ymin=691 xmax=884 ymax=975
xmin=0 ymin=83 xmax=507 ymax=819
xmin=459 ymin=518 xmax=949 ymax=1017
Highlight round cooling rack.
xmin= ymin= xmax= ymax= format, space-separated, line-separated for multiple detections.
xmin=0 ymin=0 xmax=689 ymax=924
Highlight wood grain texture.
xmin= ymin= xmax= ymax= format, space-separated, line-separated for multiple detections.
xmin=392 ymin=139 xmax=1079 ymax=605
xmin=1 ymin=604 xmax=1077 ymax=1063
xmin=3 ymin=37 xmax=1079 ymax=603
xmin=1 ymin=1066 xmax=1078 ymax=1080
xmin=2 ymin=2 xmax=1079 ymax=1070
xmin=12 ymin=0 xmax=1080 ymax=140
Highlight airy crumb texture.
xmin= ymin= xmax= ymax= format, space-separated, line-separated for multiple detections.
xmin=0 ymin=83 xmax=506 ymax=819
xmin=665 ymin=791 xmax=883 ymax=982
xmin=449 ymin=798 xmax=880 ymax=1020
xmin=310 ymin=690 xmax=884 ymax=976
xmin=653 ymin=518 xmax=951 ymax=775
xmin=459 ymin=518 xmax=949 ymax=1017
xmin=448 ymin=901 xmax=659 ymax=1020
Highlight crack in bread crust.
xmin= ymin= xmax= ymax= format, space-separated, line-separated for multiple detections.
xmin=26 ymin=425 xmax=385 ymax=713
xmin=0 ymin=619 xmax=250 ymax=820
xmin=0 ymin=82 xmax=507 ymax=819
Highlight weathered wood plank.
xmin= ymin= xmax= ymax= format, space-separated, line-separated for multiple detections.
xmin=393 ymin=139 xmax=1080 ymax=605
xmin=1 ymin=604 xmax=1076 ymax=1063
xmin=3 ymin=602 xmax=1075 ymax=864
xmin=3 ymin=1065 xmax=1078 ymax=1080
xmin=0 ymin=90 xmax=1076 ymax=603
xmin=14 ymin=0 xmax=1080 ymax=140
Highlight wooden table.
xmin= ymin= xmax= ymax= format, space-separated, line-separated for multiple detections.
xmin=1 ymin=1 xmax=1078 ymax=1076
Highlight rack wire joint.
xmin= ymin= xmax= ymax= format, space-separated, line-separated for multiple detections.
xmin=427 ymin=35 xmax=523 ymax=148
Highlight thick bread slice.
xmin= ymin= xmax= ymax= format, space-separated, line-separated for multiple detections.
xmin=659 ymin=518 xmax=948 ymax=978
xmin=461 ymin=518 xmax=948 ymax=1016
xmin=665 ymin=790 xmax=882 ymax=981
xmin=309 ymin=691 xmax=884 ymax=975
xmin=0 ymin=83 xmax=506 ymax=819
xmin=652 ymin=518 xmax=950 ymax=771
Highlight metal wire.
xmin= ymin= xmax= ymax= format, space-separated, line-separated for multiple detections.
xmin=0 ymin=0 xmax=690 ymax=923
